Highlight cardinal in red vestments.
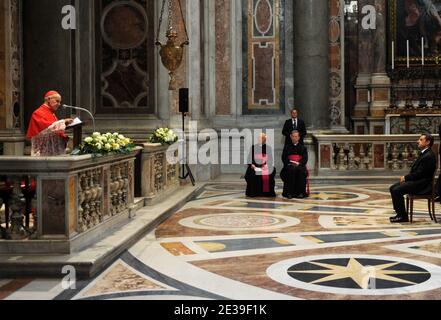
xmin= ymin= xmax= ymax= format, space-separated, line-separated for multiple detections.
xmin=26 ymin=91 xmax=73 ymax=156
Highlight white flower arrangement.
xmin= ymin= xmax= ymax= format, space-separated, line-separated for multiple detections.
xmin=73 ymin=132 xmax=135 ymax=155
xmin=149 ymin=128 xmax=178 ymax=145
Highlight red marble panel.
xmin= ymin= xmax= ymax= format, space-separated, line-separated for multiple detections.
xmin=374 ymin=126 xmax=384 ymax=135
xmin=255 ymin=0 xmax=272 ymax=36
xmin=320 ymin=145 xmax=332 ymax=169
xmin=329 ymin=0 xmax=340 ymax=16
xmin=215 ymin=0 xmax=231 ymax=115
xmin=329 ymin=19 xmax=340 ymax=43
xmin=102 ymin=4 xmax=147 ymax=49
xmin=356 ymin=126 xmax=365 ymax=134
xmin=253 ymin=43 xmax=275 ymax=104
xmin=0 ymin=5 xmax=5 ymax=130
xmin=329 ymin=45 xmax=341 ymax=69
xmin=103 ymin=168 xmax=110 ymax=218
xmin=68 ymin=176 xmax=77 ymax=236
xmin=374 ymin=88 xmax=389 ymax=101
xmin=41 ymin=179 xmax=66 ymax=236
xmin=374 ymin=144 xmax=385 ymax=168
xmin=128 ymin=162 xmax=134 ymax=204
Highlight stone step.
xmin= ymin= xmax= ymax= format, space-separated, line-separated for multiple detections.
xmin=0 ymin=184 xmax=202 ymax=279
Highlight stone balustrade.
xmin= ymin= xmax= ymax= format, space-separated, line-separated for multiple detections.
xmin=314 ymin=134 xmax=439 ymax=174
xmin=0 ymin=149 xmax=140 ymax=253
xmin=0 ymin=131 xmax=25 ymax=156
xmin=141 ymin=143 xmax=180 ymax=204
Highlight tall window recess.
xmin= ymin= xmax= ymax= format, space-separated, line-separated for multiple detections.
xmin=96 ymin=0 xmax=155 ymax=115
xmin=243 ymin=0 xmax=284 ymax=114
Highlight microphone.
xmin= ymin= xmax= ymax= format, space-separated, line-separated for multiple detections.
xmin=62 ymin=104 xmax=96 ymax=132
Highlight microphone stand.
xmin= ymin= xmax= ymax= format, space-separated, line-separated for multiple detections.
xmin=62 ymin=104 xmax=96 ymax=132
xmin=179 ymin=111 xmax=195 ymax=186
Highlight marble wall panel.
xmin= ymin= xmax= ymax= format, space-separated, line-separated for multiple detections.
xmin=374 ymin=88 xmax=389 ymax=101
xmin=97 ymin=0 xmax=155 ymax=114
xmin=68 ymin=176 xmax=77 ymax=235
xmin=373 ymin=144 xmax=385 ymax=168
xmin=243 ymin=0 xmax=284 ymax=114
xmin=320 ymin=145 xmax=332 ymax=169
xmin=252 ymin=43 xmax=275 ymax=105
xmin=170 ymin=0 xmax=188 ymax=115
xmin=215 ymin=0 xmax=231 ymax=116
xmin=41 ymin=179 xmax=66 ymax=236
xmin=0 ymin=3 xmax=5 ymax=129
xmin=329 ymin=0 xmax=345 ymax=128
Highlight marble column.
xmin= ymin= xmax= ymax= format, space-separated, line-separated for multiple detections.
xmin=156 ymin=0 xmax=170 ymax=122
xmin=370 ymin=0 xmax=390 ymax=129
xmin=76 ymin=1 xmax=95 ymax=117
xmin=187 ymin=0 xmax=202 ymax=121
xmin=329 ymin=0 xmax=348 ymax=133
xmin=0 ymin=0 xmax=24 ymax=156
xmin=293 ymin=0 xmax=330 ymax=130
xmin=372 ymin=0 xmax=387 ymax=76
xmin=22 ymin=0 xmax=75 ymax=128
xmin=353 ymin=0 xmax=374 ymax=133
xmin=0 ymin=1 xmax=6 ymax=130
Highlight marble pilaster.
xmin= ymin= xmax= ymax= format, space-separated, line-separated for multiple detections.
xmin=215 ymin=0 xmax=231 ymax=116
xmin=370 ymin=0 xmax=390 ymax=132
xmin=0 ymin=1 xmax=5 ymax=130
xmin=167 ymin=0 xmax=189 ymax=129
xmin=188 ymin=0 xmax=202 ymax=121
xmin=329 ymin=0 xmax=347 ymax=132
xmin=353 ymin=0 xmax=374 ymax=132
xmin=0 ymin=0 xmax=24 ymax=155
xmin=156 ymin=0 xmax=171 ymax=123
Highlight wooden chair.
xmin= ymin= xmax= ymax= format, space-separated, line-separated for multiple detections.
xmin=406 ymin=173 xmax=438 ymax=224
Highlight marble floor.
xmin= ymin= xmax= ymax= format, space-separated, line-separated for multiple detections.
xmin=2 ymin=182 xmax=441 ymax=300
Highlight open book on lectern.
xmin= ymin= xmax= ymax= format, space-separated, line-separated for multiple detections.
xmin=66 ymin=117 xmax=83 ymax=128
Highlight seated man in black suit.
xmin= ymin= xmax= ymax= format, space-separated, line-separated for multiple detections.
xmin=389 ymin=133 xmax=437 ymax=223
xmin=282 ymin=108 xmax=307 ymax=145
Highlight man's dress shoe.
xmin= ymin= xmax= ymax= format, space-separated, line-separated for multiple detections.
xmin=390 ymin=216 xmax=409 ymax=223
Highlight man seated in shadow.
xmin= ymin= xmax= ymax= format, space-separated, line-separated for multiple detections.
xmin=245 ymin=133 xmax=276 ymax=198
xmin=390 ymin=133 xmax=437 ymax=223
xmin=436 ymin=123 xmax=441 ymax=202
xmin=281 ymin=130 xmax=309 ymax=199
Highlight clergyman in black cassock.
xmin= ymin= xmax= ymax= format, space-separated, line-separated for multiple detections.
xmin=389 ymin=133 xmax=437 ymax=223
xmin=245 ymin=134 xmax=276 ymax=197
xmin=282 ymin=108 xmax=307 ymax=146
xmin=281 ymin=131 xmax=308 ymax=199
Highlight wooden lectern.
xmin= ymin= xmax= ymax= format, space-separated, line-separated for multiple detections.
xmin=66 ymin=122 xmax=84 ymax=149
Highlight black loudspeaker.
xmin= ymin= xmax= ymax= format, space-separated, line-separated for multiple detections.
xmin=179 ymin=88 xmax=189 ymax=113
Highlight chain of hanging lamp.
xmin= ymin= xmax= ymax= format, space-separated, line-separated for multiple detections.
xmin=155 ymin=0 xmax=189 ymax=90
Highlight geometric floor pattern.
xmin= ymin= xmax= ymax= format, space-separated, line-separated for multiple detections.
xmin=2 ymin=182 xmax=441 ymax=300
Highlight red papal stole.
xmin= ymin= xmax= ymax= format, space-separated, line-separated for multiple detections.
xmin=254 ymin=153 xmax=270 ymax=193
xmin=287 ymin=154 xmax=310 ymax=195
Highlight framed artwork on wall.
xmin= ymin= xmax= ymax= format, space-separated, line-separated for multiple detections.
xmin=389 ymin=0 xmax=441 ymax=67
